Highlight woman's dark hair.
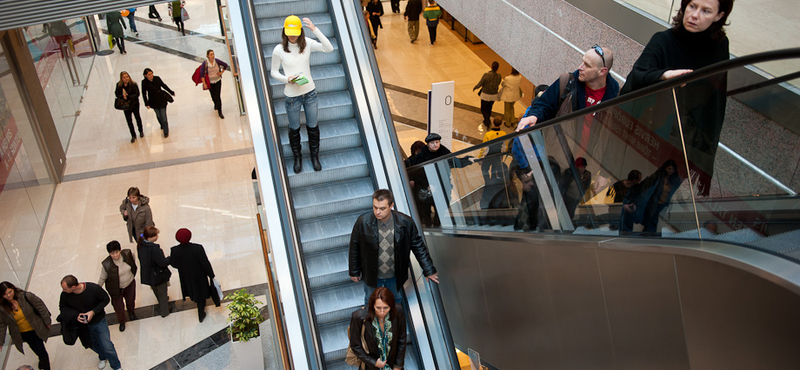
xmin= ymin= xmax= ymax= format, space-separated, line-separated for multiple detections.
xmin=410 ymin=140 xmax=425 ymax=155
xmin=672 ymin=0 xmax=734 ymax=41
xmin=491 ymin=61 xmax=499 ymax=72
xmin=659 ymin=159 xmax=679 ymax=175
xmin=127 ymin=187 xmax=142 ymax=198
xmin=366 ymin=287 xmax=397 ymax=322
xmin=206 ymin=49 xmax=214 ymax=57
xmin=0 ymin=281 xmax=22 ymax=312
xmin=281 ymin=28 xmax=306 ymax=54
xmin=143 ymin=68 xmax=153 ymax=77
xmin=510 ymin=68 xmax=519 ymax=76
xmin=137 ymin=226 xmax=159 ymax=249
xmin=107 ymin=240 xmax=122 ymax=253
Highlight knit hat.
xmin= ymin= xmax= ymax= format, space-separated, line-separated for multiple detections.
xmin=425 ymin=133 xmax=442 ymax=143
xmin=284 ymin=15 xmax=302 ymax=36
xmin=575 ymin=157 xmax=587 ymax=167
xmin=175 ymin=228 xmax=192 ymax=244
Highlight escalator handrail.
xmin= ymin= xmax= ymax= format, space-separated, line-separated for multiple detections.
xmin=407 ymin=47 xmax=800 ymax=170
xmin=237 ymin=0 xmax=324 ymax=368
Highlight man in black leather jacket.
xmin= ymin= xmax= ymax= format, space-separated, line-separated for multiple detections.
xmin=349 ymin=189 xmax=439 ymax=303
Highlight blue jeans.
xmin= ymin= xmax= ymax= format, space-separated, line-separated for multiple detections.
xmin=154 ymin=107 xmax=169 ymax=135
xmin=127 ymin=11 xmax=138 ymax=33
xmin=364 ymin=277 xmax=403 ymax=306
xmin=88 ymin=318 xmax=121 ymax=370
xmin=285 ymin=90 xmax=318 ymax=130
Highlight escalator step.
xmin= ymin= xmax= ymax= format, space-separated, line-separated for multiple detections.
xmin=254 ymin=0 xmax=328 ymax=19
xmin=312 ymin=282 xmax=364 ymax=325
xmin=292 ymin=177 xmax=374 ymax=220
xmin=274 ymin=90 xmax=354 ymax=128
xmin=286 ymin=147 xmax=368 ymax=188
xmin=297 ymin=210 xmax=364 ymax=254
xmin=278 ymin=118 xmax=361 ymax=157
xmin=306 ymin=247 xmax=352 ymax=289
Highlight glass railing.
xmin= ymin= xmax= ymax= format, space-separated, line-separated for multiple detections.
xmin=406 ymin=48 xmax=800 ymax=263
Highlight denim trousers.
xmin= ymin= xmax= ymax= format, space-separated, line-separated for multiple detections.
xmin=363 ymin=277 xmax=403 ymax=306
xmin=88 ymin=317 xmax=121 ymax=369
xmin=285 ymin=89 xmax=318 ymax=130
xmin=154 ymin=107 xmax=169 ymax=135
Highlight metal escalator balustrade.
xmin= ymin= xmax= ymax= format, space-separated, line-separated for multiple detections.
xmin=406 ymin=48 xmax=800 ymax=264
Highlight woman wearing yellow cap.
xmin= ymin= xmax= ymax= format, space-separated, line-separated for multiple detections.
xmin=271 ymin=16 xmax=334 ymax=174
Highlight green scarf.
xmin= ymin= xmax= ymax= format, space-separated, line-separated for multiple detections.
xmin=372 ymin=316 xmax=393 ymax=370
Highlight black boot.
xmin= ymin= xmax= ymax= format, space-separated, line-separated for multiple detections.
xmin=288 ymin=128 xmax=302 ymax=173
xmin=308 ymin=126 xmax=322 ymax=171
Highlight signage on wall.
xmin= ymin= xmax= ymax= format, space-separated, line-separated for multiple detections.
xmin=428 ymin=81 xmax=454 ymax=149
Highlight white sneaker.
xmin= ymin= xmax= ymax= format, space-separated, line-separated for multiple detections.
xmin=98 ymin=359 xmax=107 ymax=369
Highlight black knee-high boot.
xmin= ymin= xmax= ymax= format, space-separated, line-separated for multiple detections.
xmin=289 ymin=128 xmax=302 ymax=173
xmin=307 ymin=126 xmax=322 ymax=171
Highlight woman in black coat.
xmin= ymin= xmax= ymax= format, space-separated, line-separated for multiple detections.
xmin=170 ymin=228 xmax=217 ymax=322
xmin=141 ymin=68 xmax=175 ymax=138
xmin=366 ymin=0 xmax=384 ymax=48
xmin=115 ymin=71 xmax=143 ymax=143
xmin=138 ymin=226 xmax=172 ymax=317
xmin=348 ymin=287 xmax=406 ymax=370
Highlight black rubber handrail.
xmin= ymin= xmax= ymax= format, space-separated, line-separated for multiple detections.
xmin=407 ymin=47 xmax=800 ymax=170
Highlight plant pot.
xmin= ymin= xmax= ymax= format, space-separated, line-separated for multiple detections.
xmin=231 ymin=333 xmax=264 ymax=370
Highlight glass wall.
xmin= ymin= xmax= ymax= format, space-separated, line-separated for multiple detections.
xmin=22 ymin=17 xmax=95 ymax=149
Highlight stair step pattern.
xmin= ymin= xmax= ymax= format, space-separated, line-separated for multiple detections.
xmin=253 ymin=1 xmax=427 ymax=368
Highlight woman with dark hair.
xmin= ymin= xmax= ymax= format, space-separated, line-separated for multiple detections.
xmin=138 ymin=226 xmax=172 ymax=317
xmin=106 ymin=10 xmax=127 ymax=54
xmin=119 ymin=187 xmax=154 ymax=243
xmin=98 ymin=240 xmax=138 ymax=332
xmin=621 ymin=0 xmax=734 ymax=196
xmin=270 ymin=15 xmax=334 ymax=174
xmin=620 ymin=159 xmax=683 ymax=233
xmin=348 ymin=287 xmax=407 ymax=370
xmin=170 ymin=228 xmax=218 ymax=323
xmin=197 ymin=50 xmax=230 ymax=118
xmin=0 ymin=282 xmax=52 ymax=370
xmin=115 ymin=71 xmax=143 ymax=143
xmin=473 ymin=61 xmax=502 ymax=128
xmin=141 ymin=68 xmax=175 ymax=138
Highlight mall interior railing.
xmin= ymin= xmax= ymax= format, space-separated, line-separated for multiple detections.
xmin=407 ymin=48 xmax=800 ymax=264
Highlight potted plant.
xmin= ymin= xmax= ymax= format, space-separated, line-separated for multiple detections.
xmin=226 ymin=289 xmax=265 ymax=369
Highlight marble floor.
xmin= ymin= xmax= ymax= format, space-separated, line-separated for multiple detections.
xmin=3 ymin=0 xmax=526 ymax=369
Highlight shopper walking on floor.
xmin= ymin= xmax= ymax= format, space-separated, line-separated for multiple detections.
xmin=270 ymin=15 xmax=334 ymax=173
xmin=423 ymin=0 xmax=442 ymax=45
xmin=366 ymin=0 xmax=384 ymax=49
xmin=98 ymin=241 xmax=138 ymax=332
xmin=193 ymin=50 xmax=230 ymax=119
xmin=141 ymin=68 xmax=175 ymax=138
xmin=119 ymin=187 xmax=154 ymax=244
xmin=106 ymin=10 xmax=127 ymax=54
xmin=169 ymin=1 xmax=186 ymax=36
xmin=404 ymin=0 xmax=423 ymax=43
xmin=170 ymin=228 xmax=219 ymax=323
xmin=0 ymin=282 xmax=52 ymax=370
xmin=138 ymin=226 xmax=172 ymax=318
xmin=473 ymin=61 xmax=502 ymax=129
xmin=499 ymin=68 xmax=524 ymax=128
xmin=115 ymin=71 xmax=144 ymax=143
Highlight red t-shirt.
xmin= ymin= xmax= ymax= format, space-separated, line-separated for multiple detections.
xmin=581 ymin=85 xmax=607 ymax=150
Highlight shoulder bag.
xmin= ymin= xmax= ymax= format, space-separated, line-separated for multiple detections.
xmin=345 ymin=320 xmax=368 ymax=368
xmin=114 ymin=98 xmax=131 ymax=110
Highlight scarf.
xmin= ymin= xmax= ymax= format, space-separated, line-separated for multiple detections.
xmin=372 ymin=316 xmax=393 ymax=369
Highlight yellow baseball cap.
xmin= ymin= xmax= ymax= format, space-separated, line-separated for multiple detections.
xmin=284 ymin=15 xmax=302 ymax=36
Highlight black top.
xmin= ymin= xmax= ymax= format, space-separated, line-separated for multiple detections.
xmin=59 ymin=282 xmax=109 ymax=324
xmin=114 ymin=82 xmax=140 ymax=110
xmin=138 ymin=240 xmax=171 ymax=286
xmin=141 ymin=76 xmax=175 ymax=109
xmin=404 ymin=0 xmax=423 ymax=20
xmin=170 ymin=243 xmax=215 ymax=302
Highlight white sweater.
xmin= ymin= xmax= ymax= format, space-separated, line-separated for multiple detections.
xmin=270 ymin=28 xmax=334 ymax=97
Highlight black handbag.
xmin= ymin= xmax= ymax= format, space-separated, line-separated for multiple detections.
xmin=161 ymin=90 xmax=174 ymax=103
xmin=114 ymin=98 xmax=130 ymax=110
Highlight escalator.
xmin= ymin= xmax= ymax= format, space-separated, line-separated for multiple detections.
xmin=404 ymin=49 xmax=800 ymax=369
xmin=234 ymin=0 xmax=456 ymax=369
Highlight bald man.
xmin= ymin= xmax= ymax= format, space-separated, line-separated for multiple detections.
xmin=515 ymin=45 xmax=619 ymax=132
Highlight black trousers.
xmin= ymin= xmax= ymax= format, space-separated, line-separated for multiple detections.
xmin=123 ymin=108 xmax=143 ymax=138
xmin=209 ymin=80 xmax=222 ymax=111
xmin=427 ymin=25 xmax=437 ymax=43
xmin=148 ymin=5 xmax=161 ymax=20
xmin=21 ymin=330 xmax=51 ymax=370
xmin=114 ymin=37 xmax=125 ymax=52
xmin=390 ymin=0 xmax=400 ymax=12
xmin=173 ymin=17 xmax=185 ymax=35
xmin=480 ymin=99 xmax=495 ymax=126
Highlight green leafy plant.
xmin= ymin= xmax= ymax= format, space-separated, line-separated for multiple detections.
xmin=226 ymin=289 xmax=265 ymax=342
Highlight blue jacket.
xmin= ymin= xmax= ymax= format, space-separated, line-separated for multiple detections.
xmin=513 ymin=70 xmax=620 ymax=170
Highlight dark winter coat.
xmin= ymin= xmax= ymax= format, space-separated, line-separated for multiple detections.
xmin=141 ymin=76 xmax=175 ymax=109
xmin=523 ymin=69 xmax=620 ymax=125
xmin=349 ymin=210 xmax=437 ymax=290
xmin=138 ymin=240 xmax=171 ymax=286
xmin=0 ymin=291 xmax=51 ymax=353
xmin=170 ymin=243 xmax=215 ymax=303
xmin=119 ymin=195 xmax=154 ymax=243
xmin=100 ymin=249 xmax=138 ymax=298
xmin=366 ymin=1 xmax=384 ymax=27
xmin=404 ymin=0 xmax=423 ymax=20
xmin=114 ymin=82 xmax=141 ymax=110
xmin=349 ymin=305 xmax=407 ymax=368
xmin=106 ymin=12 xmax=126 ymax=38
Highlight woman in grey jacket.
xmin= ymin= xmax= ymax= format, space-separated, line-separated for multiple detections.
xmin=473 ymin=61 xmax=502 ymax=128
xmin=119 ymin=187 xmax=154 ymax=243
xmin=0 ymin=281 xmax=52 ymax=370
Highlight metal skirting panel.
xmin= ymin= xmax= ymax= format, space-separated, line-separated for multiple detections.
xmin=426 ymin=231 xmax=800 ymax=370
xmin=0 ymin=0 xmax=166 ymax=32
